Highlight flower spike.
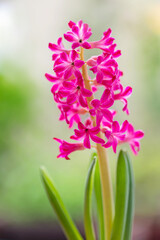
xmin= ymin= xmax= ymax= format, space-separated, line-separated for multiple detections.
xmin=46 ymin=20 xmax=144 ymax=159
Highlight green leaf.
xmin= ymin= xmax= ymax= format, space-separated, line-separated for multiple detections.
xmin=123 ymin=152 xmax=134 ymax=240
xmin=111 ymin=150 xmax=129 ymax=240
xmin=40 ymin=167 xmax=83 ymax=240
xmin=93 ymin=153 xmax=105 ymax=240
xmin=84 ymin=157 xmax=96 ymax=240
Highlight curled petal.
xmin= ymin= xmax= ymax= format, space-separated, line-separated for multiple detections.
xmin=90 ymin=66 xmax=97 ymax=74
xmin=49 ymin=43 xmax=57 ymax=51
xmin=74 ymin=60 xmax=85 ymax=68
xmin=91 ymin=99 xmax=100 ymax=108
xmin=128 ymin=124 xmax=134 ymax=134
xmin=122 ymin=86 xmax=132 ymax=97
xmin=60 ymin=52 xmax=68 ymax=62
xmin=102 ymin=109 xmax=113 ymax=122
xmin=78 ymin=94 xmax=87 ymax=107
xmin=100 ymin=89 xmax=110 ymax=103
xmin=112 ymin=121 xmax=120 ymax=132
xmin=54 ymin=64 xmax=66 ymax=73
xmin=84 ymin=31 xmax=92 ymax=40
xmin=121 ymin=120 xmax=128 ymax=132
xmin=81 ymin=88 xmax=92 ymax=97
xmin=67 ymin=94 xmax=77 ymax=104
xmin=96 ymin=111 xmax=103 ymax=126
xmin=72 ymin=25 xmax=79 ymax=35
xmin=74 ymin=129 xmax=84 ymax=137
xmin=96 ymin=71 xmax=103 ymax=83
xmin=71 ymin=50 xmax=78 ymax=61
xmin=103 ymin=141 xmax=112 ymax=148
xmin=64 ymin=33 xmax=75 ymax=42
xmin=90 ymin=126 xmax=100 ymax=135
xmin=101 ymin=98 xmax=114 ymax=108
xmin=74 ymin=70 xmax=82 ymax=79
xmin=51 ymin=83 xmax=59 ymax=93
xmin=82 ymin=42 xmax=91 ymax=49
xmin=122 ymin=99 xmax=129 ymax=115
xmin=135 ymin=131 xmax=144 ymax=139
xmin=104 ymin=37 xmax=114 ymax=45
xmin=87 ymin=56 xmax=97 ymax=66
xmin=113 ymin=50 xmax=121 ymax=58
xmin=84 ymin=134 xmax=91 ymax=149
xmin=57 ymin=37 xmax=63 ymax=45
xmin=130 ymin=142 xmax=140 ymax=155
xmin=63 ymin=81 xmax=74 ymax=89
xmin=78 ymin=121 xmax=85 ymax=130
xmin=69 ymin=114 xmax=80 ymax=128
xmin=89 ymin=109 xmax=96 ymax=116
xmin=45 ymin=73 xmax=58 ymax=82
xmin=68 ymin=21 xmax=75 ymax=28
xmin=72 ymin=42 xmax=80 ymax=49
xmin=97 ymin=56 xmax=104 ymax=64
xmin=64 ymin=67 xmax=73 ymax=80
xmin=90 ymin=134 xmax=105 ymax=144
xmin=85 ymin=118 xmax=92 ymax=127
xmin=112 ymin=139 xmax=118 ymax=153
xmin=104 ymin=59 xmax=118 ymax=67
xmin=103 ymin=28 xmax=112 ymax=38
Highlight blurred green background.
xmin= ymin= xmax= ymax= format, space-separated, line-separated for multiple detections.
xmin=0 ymin=0 xmax=160 ymax=225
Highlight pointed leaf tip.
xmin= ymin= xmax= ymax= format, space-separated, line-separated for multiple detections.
xmin=40 ymin=167 xmax=83 ymax=240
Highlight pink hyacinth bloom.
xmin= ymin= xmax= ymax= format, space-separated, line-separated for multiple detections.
xmin=89 ymin=28 xmax=114 ymax=50
xmin=86 ymin=56 xmax=98 ymax=68
xmin=89 ymin=55 xmax=118 ymax=83
xmin=114 ymin=86 xmax=132 ymax=114
xmin=100 ymin=68 xmax=123 ymax=90
xmin=102 ymin=44 xmax=121 ymax=58
xmin=71 ymin=119 xmax=105 ymax=149
xmin=64 ymin=20 xmax=92 ymax=49
xmin=49 ymin=37 xmax=70 ymax=60
xmin=45 ymin=73 xmax=67 ymax=93
xmin=61 ymin=77 xmax=92 ymax=107
xmin=103 ymin=120 xmax=128 ymax=153
xmin=54 ymin=138 xmax=85 ymax=160
xmin=58 ymin=103 xmax=87 ymax=128
xmin=54 ymin=50 xmax=84 ymax=80
xmin=89 ymin=89 xmax=114 ymax=126
xmin=53 ymin=76 xmax=92 ymax=107
xmin=120 ymin=124 xmax=144 ymax=155
xmin=46 ymin=20 xmax=144 ymax=158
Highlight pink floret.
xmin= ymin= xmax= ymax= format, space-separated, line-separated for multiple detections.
xmin=89 ymin=55 xmax=118 ymax=83
xmin=64 ymin=20 xmax=92 ymax=49
xmin=54 ymin=50 xmax=84 ymax=79
xmin=89 ymin=89 xmax=114 ymax=126
xmin=49 ymin=37 xmax=70 ymax=60
xmin=120 ymin=124 xmax=144 ymax=155
xmin=71 ymin=119 xmax=105 ymax=149
xmin=103 ymin=120 xmax=128 ymax=153
xmin=89 ymin=28 xmax=114 ymax=51
xmin=54 ymin=138 xmax=85 ymax=160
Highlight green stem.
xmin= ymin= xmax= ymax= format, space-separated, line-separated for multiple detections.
xmin=96 ymin=141 xmax=114 ymax=240
xmin=80 ymin=47 xmax=114 ymax=240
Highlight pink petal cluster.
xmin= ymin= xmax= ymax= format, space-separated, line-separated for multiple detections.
xmin=46 ymin=20 xmax=144 ymax=159
xmin=64 ymin=20 xmax=92 ymax=49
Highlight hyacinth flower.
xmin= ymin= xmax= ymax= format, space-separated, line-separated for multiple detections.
xmin=40 ymin=20 xmax=144 ymax=240
xmin=71 ymin=119 xmax=105 ymax=149
xmin=64 ymin=20 xmax=92 ymax=49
